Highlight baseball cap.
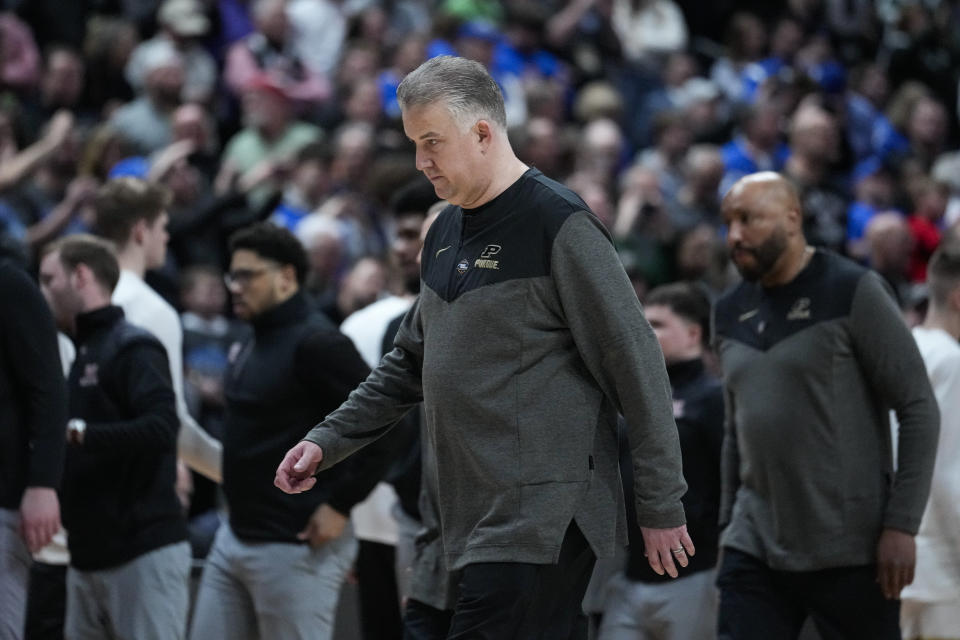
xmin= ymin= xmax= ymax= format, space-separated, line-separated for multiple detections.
xmin=159 ymin=0 xmax=210 ymax=38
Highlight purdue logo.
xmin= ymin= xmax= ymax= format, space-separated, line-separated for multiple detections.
xmin=787 ymin=297 xmax=811 ymax=321
xmin=475 ymin=244 xmax=501 ymax=270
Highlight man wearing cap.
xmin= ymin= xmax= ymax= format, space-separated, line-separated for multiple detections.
xmin=126 ymin=0 xmax=217 ymax=104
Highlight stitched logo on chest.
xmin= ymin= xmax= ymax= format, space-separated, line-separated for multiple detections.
xmin=79 ymin=363 xmax=99 ymax=387
xmin=787 ymin=297 xmax=811 ymax=320
xmin=456 ymin=259 xmax=470 ymax=274
xmin=474 ymin=244 xmax=501 ymax=270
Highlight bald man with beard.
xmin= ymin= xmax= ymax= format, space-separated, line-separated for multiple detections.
xmin=712 ymin=172 xmax=940 ymax=639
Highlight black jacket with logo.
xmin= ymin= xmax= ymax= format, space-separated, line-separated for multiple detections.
xmin=222 ymin=292 xmax=389 ymax=542
xmin=62 ymin=305 xmax=186 ymax=570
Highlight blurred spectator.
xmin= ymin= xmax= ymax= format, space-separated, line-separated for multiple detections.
xmin=907 ymin=178 xmax=949 ymax=282
xmin=0 ymin=112 xmax=98 ymax=259
xmin=710 ymin=12 xmax=767 ymax=106
xmin=783 ymin=102 xmax=848 ymax=252
xmin=453 ymin=19 xmax=528 ymax=127
xmin=296 ymin=213 xmax=347 ymax=303
xmin=566 ymin=171 xmax=615 ymax=229
xmin=672 ymin=144 xmax=725 ymax=230
xmin=216 ymin=74 xmax=322 ymax=208
xmin=674 ymin=222 xmax=732 ymax=296
xmin=377 ymin=34 xmax=427 ymax=121
xmin=905 ymin=96 xmax=949 ymax=172
xmin=494 ymin=1 xmax=568 ymax=87
xmin=20 ymin=46 xmax=92 ymax=143
xmin=126 ymin=0 xmax=217 ymax=105
xmin=226 ymin=0 xmax=331 ymax=107
xmin=624 ymin=50 xmax=697 ymax=149
xmin=865 ymin=210 xmax=914 ymax=305
xmin=316 ymin=255 xmax=387 ymax=326
xmin=270 ymin=141 xmax=335 ymax=233
xmin=110 ymin=39 xmax=184 ymax=154
xmin=611 ymin=0 xmax=688 ymax=68
xmin=82 ymin=17 xmax=139 ymax=118
xmin=575 ymin=117 xmax=626 ymax=191
xmin=720 ymin=100 xmax=789 ymax=193
xmin=886 ymin=4 xmax=959 ymax=121
xmin=846 ymin=156 xmax=899 ymax=261
xmin=514 ymin=116 xmax=569 ymax=181
xmin=676 ymin=77 xmax=728 ymax=145
xmin=170 ymin=103 xmax=221 ymax=181
xmin=572 ymin=80 xmax=624 ymax=126
xmin=844 ymin=62 xmax=905 ymax=162
xmin=637 ymin=110 xmax=692 ymax=203
xmin=0 ymin=12 xmax=40 ymax=93
xmin=932 ymin=152 xmax=960 ymax=228
xmin=287 ymin=0 xmax=349 ymax=77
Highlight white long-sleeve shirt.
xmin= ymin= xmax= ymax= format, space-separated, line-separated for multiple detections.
xmin=113 ymin=271 xmax=222 ymax=482
xmin=902 ymin=326 xmax=960 ymax=603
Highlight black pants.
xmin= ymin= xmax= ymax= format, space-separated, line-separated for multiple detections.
xmin=445 ymin=522 xmax=596 ymax=640
xmin=717 ymin=547 xmax=901 ymax=640
xmin=403 ymin=599 xmax=455 ymax=640
xmin=25 ymin=562 xmax=66 ymax=640
xmin=357 ymin=540 xmax=403 ymax=640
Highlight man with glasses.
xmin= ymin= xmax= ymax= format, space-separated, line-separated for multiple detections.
xmin=189 ymin=222 xmax=392 ymax=640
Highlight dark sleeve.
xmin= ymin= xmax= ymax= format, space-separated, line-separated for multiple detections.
xmin=304 ymin=297 xmax=425 ymax=470
xmin=551 ymin=212 xmax=687 ymax=529
xmin=0 ymin=263 xmax=66 ymax=489
xmin=82 ymin=341 xmax=179 ymax=453
xmin=294 ymin=330 xmax=399 ymax=515
xmin=718 ymin=382 xmax=738 ymax=529
xmin=849 ymin=272 xmax=940 ymax=534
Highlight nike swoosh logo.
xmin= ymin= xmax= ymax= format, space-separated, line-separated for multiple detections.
xmin=739 ymin=309 xmax=759 ymax=322
xmin=435 ymin=246 xmax=452 ymax=258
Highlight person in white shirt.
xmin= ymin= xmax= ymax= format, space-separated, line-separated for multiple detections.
xmin=92 ymin=177 xmax=221 ymax=483
xmin=901 ymin=243 xmax=960 ymax=640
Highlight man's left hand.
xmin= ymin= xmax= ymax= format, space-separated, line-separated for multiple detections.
xmin=19 ymin=487 xmax=60 ymax=553
xmin=877 ymin=528 xmax=915 ymax=600
xmin=640 ymin=524 xmax=695 ymax=578
xmin=298 ymin=504 xmax=348 ymax=548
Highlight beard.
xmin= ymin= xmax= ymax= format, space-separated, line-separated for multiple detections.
xmin=732 ymin=227 xmax=788 ymax=282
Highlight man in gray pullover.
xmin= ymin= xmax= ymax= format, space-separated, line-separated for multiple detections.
xmin=713 ymin=172 xmax=940 ymax=639
xmin=276 ymin=56 xmax=691 ymax=639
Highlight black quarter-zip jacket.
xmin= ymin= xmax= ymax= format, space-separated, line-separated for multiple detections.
xmin=306 ymin=168 xmax=687 ymax=570
xmin=223 ymin=291 xmax=389 ymax=542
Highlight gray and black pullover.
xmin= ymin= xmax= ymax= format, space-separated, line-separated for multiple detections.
xmin=305 ymin=168 xmax=687 ymax=570
xmin=714 ymin=249 xmax=939 ymax=571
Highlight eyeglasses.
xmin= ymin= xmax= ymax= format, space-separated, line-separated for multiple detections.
xmin=223 ymin=268 xmax=271 ymax=288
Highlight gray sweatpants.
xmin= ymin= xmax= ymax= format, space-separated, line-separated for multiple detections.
xmin=65 ymin=541 xmax=191 ymax=640
xmin=597 ymin=569 xmax=718 ymax=640
xmin=0 ymin=509 xmax=30 ymax=640
xmin=188 ymin=523 xmax=357 ymax=640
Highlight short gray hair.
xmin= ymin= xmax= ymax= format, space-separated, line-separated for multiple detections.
xmin=397 ymin=56 xmax=507 ymax=130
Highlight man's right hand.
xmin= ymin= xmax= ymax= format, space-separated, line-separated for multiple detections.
xmin=275 ymin=441 xmax=324 ymax=494
xmin=20 ymin=487 xmax=60 ymax=553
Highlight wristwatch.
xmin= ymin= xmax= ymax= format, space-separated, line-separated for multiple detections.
xmin=66 ymin=418 xmax=87 ymax=445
